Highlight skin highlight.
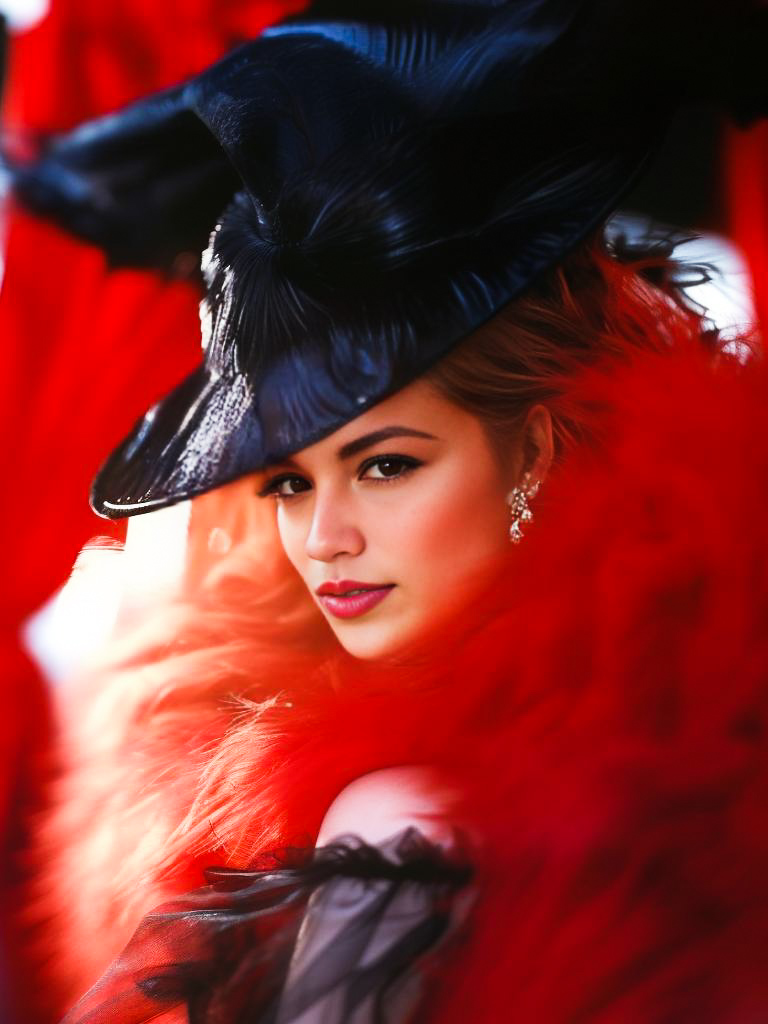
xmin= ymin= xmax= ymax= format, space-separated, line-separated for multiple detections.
xmin=259 ymin=377 xmax=553 ymax=660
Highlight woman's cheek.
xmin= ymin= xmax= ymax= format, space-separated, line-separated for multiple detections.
xmin=276 ymin=510 xmax=308 ymax=574
xmin=418 ymin=474 xmax=507 ymax=571
xmin=405 ymin=476 xmax=480 ymax=551
xmin=378 ymin=500 xmax=444 ymax=572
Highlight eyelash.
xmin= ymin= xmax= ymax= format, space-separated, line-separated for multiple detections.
xmin=257 ymin=454 xmax=423 ymax=500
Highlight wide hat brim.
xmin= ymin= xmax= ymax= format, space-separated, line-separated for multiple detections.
xmin=90 ymin=161 xmax=648 ymax=519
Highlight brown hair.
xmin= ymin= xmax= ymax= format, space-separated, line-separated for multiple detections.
xmin=426 ymin=233 xmax=717 ymax=457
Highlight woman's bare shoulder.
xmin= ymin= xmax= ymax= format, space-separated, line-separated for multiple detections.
xmin=317 ymin=766 xmax=458 ymax=848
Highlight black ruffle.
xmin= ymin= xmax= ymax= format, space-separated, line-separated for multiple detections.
xmin=61 ymin=829 xmax=472 ymax=1024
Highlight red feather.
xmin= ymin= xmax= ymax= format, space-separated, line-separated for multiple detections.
xmin=20 ymin=339 xmax=768 ymax=1021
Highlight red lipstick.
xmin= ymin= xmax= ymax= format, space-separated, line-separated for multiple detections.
xmin=315 ymin=579 xmax=395 ymax=620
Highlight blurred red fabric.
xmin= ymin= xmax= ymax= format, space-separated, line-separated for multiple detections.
xmin=724 ymin=120 xmax=768 ymax=331
xmin=0 ymin=2 xmax=306 ymax=1020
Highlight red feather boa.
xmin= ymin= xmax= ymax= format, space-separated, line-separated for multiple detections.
xmin=21 ymin=341 xmax=768 ymax=1021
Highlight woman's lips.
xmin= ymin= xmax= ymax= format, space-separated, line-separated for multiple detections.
xmin=315 ymin=581 xmax=395 ymax=620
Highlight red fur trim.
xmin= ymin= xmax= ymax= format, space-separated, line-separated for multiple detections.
xmin=431 ymin=346 xmax=768 ymax=1021
xmin=25 ymin=343 xmax=768 ymax=1020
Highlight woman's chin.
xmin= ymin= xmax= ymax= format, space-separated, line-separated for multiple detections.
xmin=328 ymin=593 xmax=487 ymax=664
xmin=323 ymin=599 xmax=433 ymax=662
xmin=329 ymin=615 xmax=411 ymax=661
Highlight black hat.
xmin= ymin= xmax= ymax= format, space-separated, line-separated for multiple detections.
xmin=11 ymin=0 xmax=768 ymax=518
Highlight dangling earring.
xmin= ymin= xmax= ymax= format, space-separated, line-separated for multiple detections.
xmin=506 ymin=473 xmax=539 ymax=544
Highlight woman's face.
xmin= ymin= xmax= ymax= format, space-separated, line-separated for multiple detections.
xmin=258 ymin=379 xmax=548 ymax=660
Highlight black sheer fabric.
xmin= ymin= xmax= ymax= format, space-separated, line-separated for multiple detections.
xmin=61 ymin=830 xmax=472 ymax=1024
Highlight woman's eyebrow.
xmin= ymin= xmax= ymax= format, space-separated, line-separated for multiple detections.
xmin=337 ymin=426 xmax=438 ymax=460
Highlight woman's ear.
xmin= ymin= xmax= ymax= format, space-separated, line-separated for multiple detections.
xmin=520 ymin=404 xmax=554 ymax=486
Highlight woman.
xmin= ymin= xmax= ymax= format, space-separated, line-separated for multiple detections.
xmin=9 ymin=1 xmax=768 ymax=1021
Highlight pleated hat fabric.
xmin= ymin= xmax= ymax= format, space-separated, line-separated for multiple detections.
xmin=11 ymin=0 xmax=768 ymax=517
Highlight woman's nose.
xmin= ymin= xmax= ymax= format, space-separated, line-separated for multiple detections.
xmin=304 ymin=491 xmax=365 ymax=562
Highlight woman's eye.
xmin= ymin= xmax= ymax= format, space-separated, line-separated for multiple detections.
xmin=359 ymin=455 xmax=421 ymax=481
xmin=257 ymin=475 xmax=311 ymax=499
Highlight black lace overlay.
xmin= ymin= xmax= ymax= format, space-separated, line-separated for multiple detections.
xmin=61 ymin=830 xmax=472 ymax=1024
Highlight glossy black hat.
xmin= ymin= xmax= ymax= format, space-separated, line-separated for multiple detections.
xmin=12 ymin=0 xmax=768 ymax=517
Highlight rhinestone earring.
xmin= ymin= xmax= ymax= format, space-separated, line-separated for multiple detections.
xmin=506 ymin=474 xmax=540 ymax=544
